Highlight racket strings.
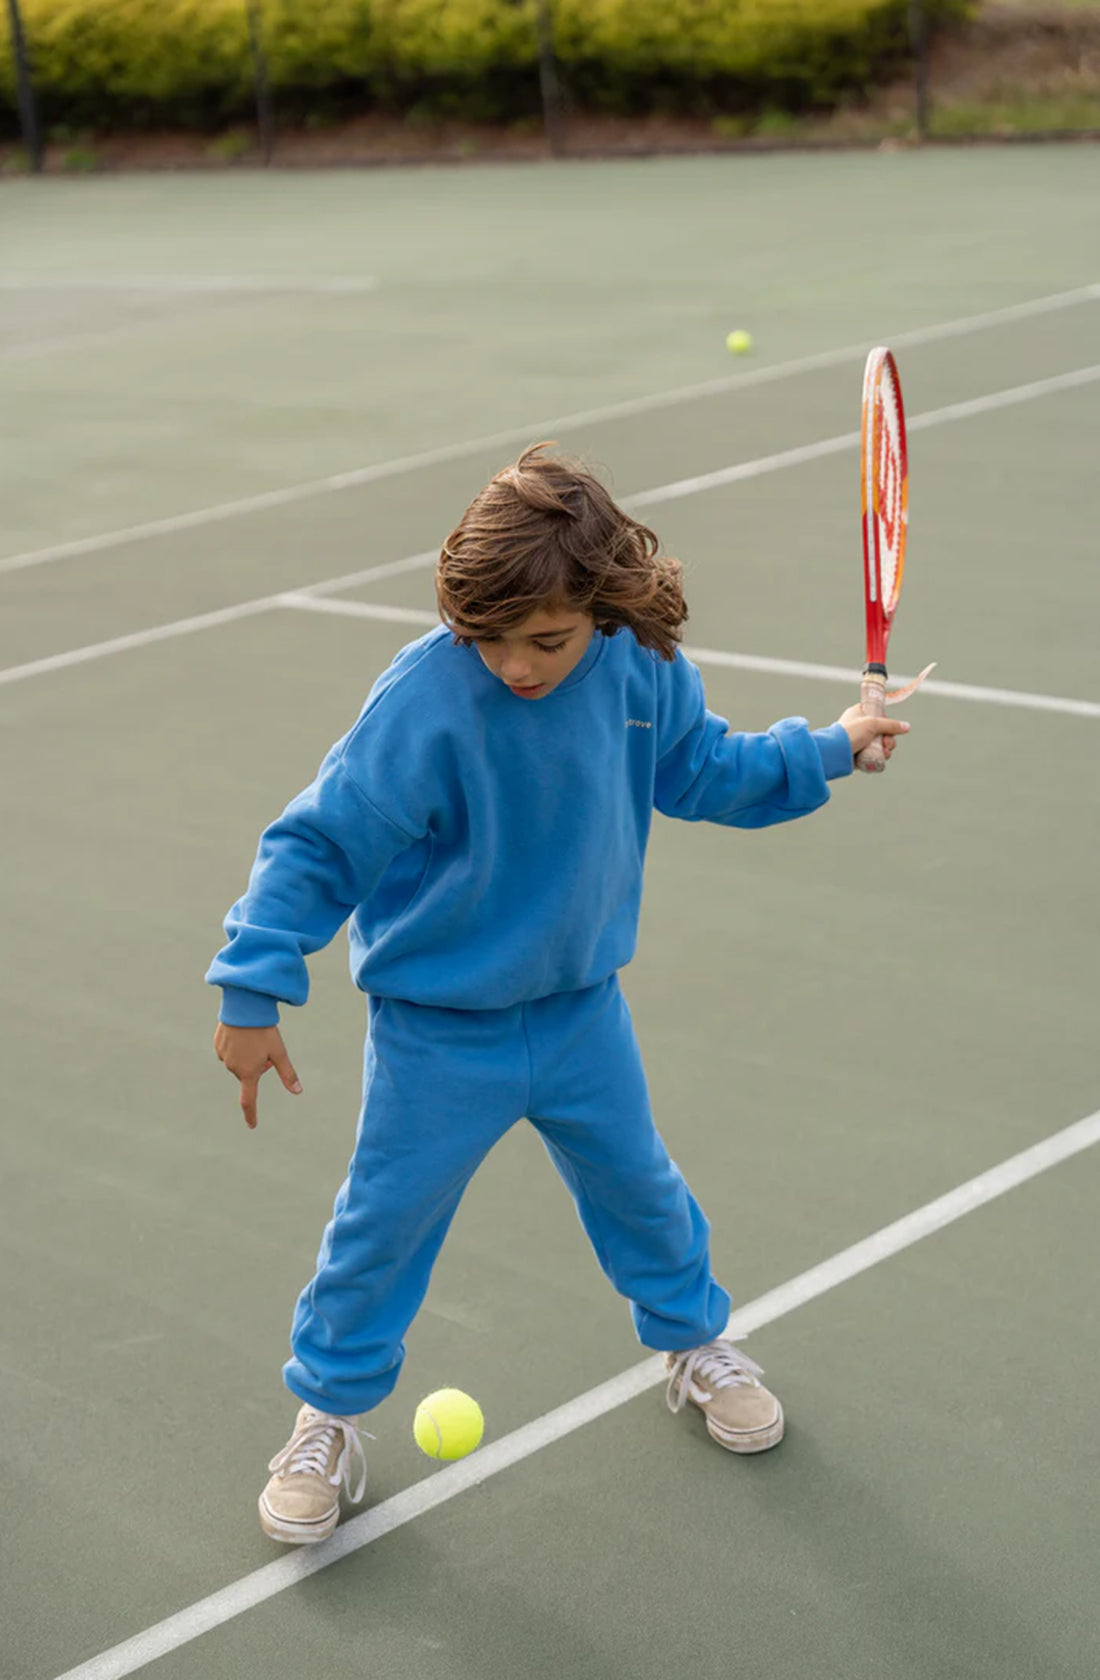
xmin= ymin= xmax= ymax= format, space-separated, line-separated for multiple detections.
xmin=873 ymin=371 xmax=906 ymax=613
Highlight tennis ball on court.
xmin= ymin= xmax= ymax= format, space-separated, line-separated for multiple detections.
xmin=414 ymin=1388 xmax=485 ymax=1461
xmin=726 ymin=329 xmax=754 ymax=355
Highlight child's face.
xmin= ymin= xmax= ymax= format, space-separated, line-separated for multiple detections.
xmin=473 ymin=608 xmax=595 ymax=700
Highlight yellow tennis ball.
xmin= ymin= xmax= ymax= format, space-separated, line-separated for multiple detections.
xmin=413 ymin=1388 xmax=485 ymax=1461
xmin=726 ymin=329 xmax=754 ymax=355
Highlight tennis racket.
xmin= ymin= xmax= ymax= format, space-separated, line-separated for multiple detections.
xmin=857 ymin=347 xmax=933 ymax=773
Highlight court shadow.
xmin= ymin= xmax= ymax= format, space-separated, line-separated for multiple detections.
xmin=747 ymin=1426 xmax=1087 ymax=1679
xmin=280 ymin=1420 xmax=1088 ymax=1680
xmin=295 ymin=1513 xmax=616 ymax=1680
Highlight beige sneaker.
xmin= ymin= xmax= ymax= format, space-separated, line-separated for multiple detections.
xmin=665 ymin=1339 xmax=784 ymax=1453
xmin=259 ymin=1404 xmax=368 ymax=1544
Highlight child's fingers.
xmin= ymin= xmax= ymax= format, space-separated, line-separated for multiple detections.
xmin=878 ymin=718 xmax=910 ymax=735
xmin=240 ymin=1074 xmax=260 ymax=1130
xmin=273 ymin=1049 xmax=303 ymax=1095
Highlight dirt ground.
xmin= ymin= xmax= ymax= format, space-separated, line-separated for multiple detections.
xmin=2 ymin=3 xmax=1097 ymax=174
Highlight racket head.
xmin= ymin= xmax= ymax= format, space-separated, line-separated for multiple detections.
xmin=860 ymin=347 xmax=909 ymax=669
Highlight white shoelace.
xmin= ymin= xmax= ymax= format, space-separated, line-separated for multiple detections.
xmin=665 ymin=1338 xmax=764 ymax=1415
xmin=267 ymin=1408 xmax=369 ymax=1504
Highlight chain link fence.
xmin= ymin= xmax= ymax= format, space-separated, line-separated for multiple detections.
xmin=2 ymin=0 xmax=1098 ymax=173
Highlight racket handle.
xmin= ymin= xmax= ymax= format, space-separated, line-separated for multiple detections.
xmin=855 ymin=668 xmax=888 ymax=774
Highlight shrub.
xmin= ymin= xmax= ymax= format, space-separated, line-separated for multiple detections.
xmin=0 ymin=0 xmax=374 ymax=129
xmin=0 ymin=0 xmax=969 ymax=131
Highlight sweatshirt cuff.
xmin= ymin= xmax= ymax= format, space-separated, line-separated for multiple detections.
xmin=812 ymin=723 xmax=854 ymax=781
xmin=218 ymin=985 xmax=281 ymax=1028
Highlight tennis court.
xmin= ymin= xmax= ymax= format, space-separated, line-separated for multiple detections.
xmin=3 ymin=149 xmax=1099 ymax=1680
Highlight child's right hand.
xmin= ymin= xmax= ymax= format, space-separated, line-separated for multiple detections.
xmin=213 ymin=1023 xmax=302 ymax=1130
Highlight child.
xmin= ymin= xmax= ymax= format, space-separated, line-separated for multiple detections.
xmin=208 ymin=444 xmax=907 ymax=1544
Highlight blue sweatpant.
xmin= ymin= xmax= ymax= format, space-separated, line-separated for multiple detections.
xmin=284 ymin=976 xmax=730 ymax=1416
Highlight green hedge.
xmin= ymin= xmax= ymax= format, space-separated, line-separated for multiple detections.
xmin=0 ymin=0 xmax=967 ymax=131
xmin=0 ymin=1 xmax=375 ymax=129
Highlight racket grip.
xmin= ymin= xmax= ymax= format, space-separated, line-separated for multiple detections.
xmin=855 ymin=669 xmax=888 ymax=774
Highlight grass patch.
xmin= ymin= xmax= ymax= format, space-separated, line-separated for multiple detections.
xmin=60 ymin=144 xmax=99 ymax=172
xmin=711 ymin=114 xmax=753 ymax=139
xmin=931 ymin=93 xmax=1100 ymax=133
xmin=205 ymin=128 xmax=254 ymax=161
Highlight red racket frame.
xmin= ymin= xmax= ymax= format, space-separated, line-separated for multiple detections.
xmin=861 ymin=347 xmax=909 ymax=676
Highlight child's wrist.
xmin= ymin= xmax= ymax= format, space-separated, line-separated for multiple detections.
xmin=218 ymin=984 xmax=281 ymax=1029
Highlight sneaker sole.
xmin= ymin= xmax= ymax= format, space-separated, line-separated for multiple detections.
xmin=258 ymin=1491 xmax=339 ymax=1545
xmin=702 ymin=1400 xmax=785 ymax=1455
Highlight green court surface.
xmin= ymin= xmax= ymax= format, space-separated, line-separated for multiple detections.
xmin=3 ymin=151 xmax=1099 ymax=1680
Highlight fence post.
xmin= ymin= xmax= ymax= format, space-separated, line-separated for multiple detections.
xmin=5 ymin=0 xmax=43 ymax=173
xmin=245 ymin=0 xmax=275 ymax=163
xmin=535 ymin=0 xmax=565 ymax=156
xmin=908 ymin=0 xmax=930 ymax=140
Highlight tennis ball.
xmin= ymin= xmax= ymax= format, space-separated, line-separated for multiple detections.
xmin=726 ymin=329 xmax=754 ymax=355
xmin=413 ymin=1388 xmax=485 ymax=1461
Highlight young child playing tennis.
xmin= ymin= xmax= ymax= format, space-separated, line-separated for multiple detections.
xmin=208 ymin=444 xmax=908 ymax=1544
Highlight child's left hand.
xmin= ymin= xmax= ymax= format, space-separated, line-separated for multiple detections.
xmin=836 ymin=704 xmax=910 ymax=764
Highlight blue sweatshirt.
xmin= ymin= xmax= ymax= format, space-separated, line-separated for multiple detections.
xmin=207 ymin=626 xmax=852 ymax=1026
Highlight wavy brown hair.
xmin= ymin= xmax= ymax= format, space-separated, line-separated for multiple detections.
xmin=436 ymin=443 xmax=687 ymax=661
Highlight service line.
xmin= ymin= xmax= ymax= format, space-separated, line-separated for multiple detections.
xmin=2 ymin=281 xmax=1097 ymax=577
xmin=278 ymin=594 xmax=1100 ymax=720
xmin=4 ymin=360 xmax=1098 ymax=715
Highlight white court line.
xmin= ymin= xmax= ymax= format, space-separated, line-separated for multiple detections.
xmin=282 ymin=594 xmax=437 ymax=628
xmin=279 ymin=596 xmax=1100 ymax=720
xmin=51 ymin=1106 xmax=1100 ymax=1680
xmin=0 ymin=554 xmax=438 ymax=691
xmin=627 ymin=361 xmax=1100 ymax=509
xmin=0 ymin=274 xmax=378 ymax=295
xmin=0 ymin=276 xmax=378 ymax=365
xmin=296 ymin=549 xmax=439 ymax=599
xmin=2 ymin=280 xmax=1097 ymax=578
xmin=3 ymin=362 xmax=1099 ymax=707
xmin=681 ymin=646 xmax=1100 ymax=719
xmin=1 ymin=326 xmax=172 ymax=366
xmin=0 ymin=598 xmax=284 ymax=689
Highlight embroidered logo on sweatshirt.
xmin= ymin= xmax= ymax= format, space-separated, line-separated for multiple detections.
xmin=625 ymin=719 xmax=652 ymax=729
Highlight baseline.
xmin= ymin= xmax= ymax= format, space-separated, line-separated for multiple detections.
xmin=51 ymin=1107 xmax=1100 ymax=1680
xmin=0 ymin=275 xmax=379 ymax=295
xmin=0 ymin=275 xmax=379 ymax=365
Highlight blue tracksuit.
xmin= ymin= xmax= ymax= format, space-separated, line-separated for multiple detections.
xmin=208 ymin=625 xmax=852 ymax=1414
